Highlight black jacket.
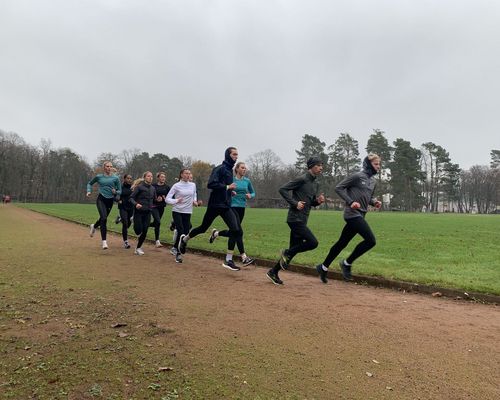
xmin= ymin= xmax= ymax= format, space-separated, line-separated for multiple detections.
xmin=129 ymin=182 xmax=156 ymax=212
xmin=153 ymin=183 xmax=170 ymax=207
xmin=207 ymin=149 xmax=236 ymax=208
xmin=279 ymin=172 xmax=321 ymax=223
xmin=118 ymin=183 xmax=133 ymax=210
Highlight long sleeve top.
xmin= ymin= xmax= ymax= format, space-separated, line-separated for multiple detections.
xmin=231 ymin=176 xmax=255 ymax=208
xmin=207 ymin=163 xmax=234 ymax=208
xmin=166 ymin=181 xmax=198 ymax=214
xmin=129 ymin=182 xmax=156 ymax=212
xmin=87 ymin=174 xmax=121 ymax=199
xmin=279 ymin=172 xmax=321 ymax=223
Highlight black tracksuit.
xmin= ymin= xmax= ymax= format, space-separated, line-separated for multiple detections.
xmin=151 ymin=183 xmax=170 ymax=241
xmin=118 ymin=183 xmax=134 ymax=241
xmin=188 ymin=150 xmax=242 ymax=243
xmin=322 ymin=157 xmax=378 ymax=267
xmin=270 ymin=172 xmax=321 ymax=274
xmin=130 ymin=182 xmax=156 ymax=248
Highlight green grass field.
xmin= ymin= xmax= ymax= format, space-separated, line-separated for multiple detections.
xmin=18 ymin=203 xmax=500 ymax=295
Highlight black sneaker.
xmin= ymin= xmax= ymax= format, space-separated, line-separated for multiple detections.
xmin=279 ymin=250 xmax=291 ymax=270
xmin=222 ymin=260 xmax=240 ymax=271
xmin=123 ymin=241 xmax=131 ymax=249
xmin=266 ymin=270 xmax=283 ymax=285
xmin=209 ymin=229 xmax=218 ymax=244
xmin=316 ymin=264 xmax=328 ymax=284
xmin=115 ymin=216 xmax=121 ymax=224
xmin=169 ymin=220 xmax=175 ymax=231
xmin=340 ymin=259 xmax=353 ymax=281
xmin=175 ymin=253 xmax=183 ymax=263
xmin=178 ymin=234 xmax=187 ymax=254
xmin=242 ymin=257 xmax=255 ymax=266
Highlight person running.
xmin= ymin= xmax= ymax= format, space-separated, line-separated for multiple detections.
xmin=315 ymin=154 xmax=382 ymax=284
xmin=210 ymin=161 xmax=256 ymax=266
xmin=116 ymin=174 xmax=134 ymax=249
xmin=166 ymin=168 xmax=200 ymax=263
xmin=86 ymin=161 xmax=121 ymax=249
xmin=129 ymin=171 xmax=156 ymax=255
xmin=178 ymin=147 xmax=243 ymax=271
xmin=266 ymin=156 xmax=325 ymax=285
xmin=151 ymin=172 xmax=170 ymax=248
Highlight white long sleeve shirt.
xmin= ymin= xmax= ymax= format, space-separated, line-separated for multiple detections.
xmin=165 ymin=181 xmax=198 ymax=214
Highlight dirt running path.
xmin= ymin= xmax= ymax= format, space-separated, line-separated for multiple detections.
xmin=1 ymin=206 xmax=499 ymax=399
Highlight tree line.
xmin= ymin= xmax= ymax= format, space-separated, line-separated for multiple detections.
xmin=1 ymin=128 xmax=498 ymax=213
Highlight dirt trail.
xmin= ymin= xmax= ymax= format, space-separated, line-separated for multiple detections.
xmin=1 ymin=206 xmax=499 ymax=399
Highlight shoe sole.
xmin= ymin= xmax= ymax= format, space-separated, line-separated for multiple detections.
xmin=222 ymin=263 xmax=240 ymax=271
xmin=209 ymin=229 xmax=217 ymax=243
xmin=266 ymin=273 xmax=283 ymax=285
xmin=178 ymin=234 xmax=187 ymax=254
xmin=243 ymin=259 xmax=255 ymax=266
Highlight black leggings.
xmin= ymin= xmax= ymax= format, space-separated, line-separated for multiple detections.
xmin=189 ymin=207 xmax=242 ymax=247
xmin=133 ymin=210 xmax=151 ymax=248
xmin=150 ymin=206 xmax=165 ymax=241
xmin=322 ymin=216 xmax=376 ymax=267
xmin=172 ymin=211 xmax=192 ymax=250
xmin=119 ymin=207 xmax=134 ymax=241
xmin=286 ymin=221 xmax=319 ymax=260
xmin=218 ymin=207 xmax=245 ymax=253
xmin=94 ymin=194 xmax=114 ymax=240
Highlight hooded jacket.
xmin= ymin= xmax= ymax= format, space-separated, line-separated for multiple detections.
xmin=207 ymin=148 xmax=236 ymax=208
xmin=279 ymin=172 xmax=321 ymax=223
xmin=335 ymin=157 xmax=378 ymax=220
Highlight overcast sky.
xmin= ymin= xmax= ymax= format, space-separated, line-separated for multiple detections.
xmin=1 ymin=0 xmax=499 ymax=169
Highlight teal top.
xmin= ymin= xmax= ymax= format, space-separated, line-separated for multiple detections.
xmin=87 ymin=174 xmax=121 ymax=199
xmin=231 ymin=176 xmax=255 ymax=208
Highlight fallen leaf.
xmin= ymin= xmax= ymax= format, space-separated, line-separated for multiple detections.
xmin=432 ymin=292 xmax=442 ymax=297
xmin=366 ymin=372 xmax=373 ymax=377
xmin=372 ymin=359 xmax=380 ymax=364
xmin=118 ymin=332 xmax=129 ymax=338
xmin=386 ymin=386 xmax=393 ymax=390
xmin=111 ymin=323 xmax=127 ymax=328
xmin=158 ymin=367 xmax=173 ymax=372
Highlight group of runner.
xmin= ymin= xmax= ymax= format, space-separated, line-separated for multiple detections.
xmin=86 ymin=147 xmax=381 ymax=284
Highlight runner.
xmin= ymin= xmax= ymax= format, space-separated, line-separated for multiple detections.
xmin=166 ymin=168 xmax=200 ymax=263
xmin=151 ymin=172 xmax=170 ymax=248
xmin=117 ymin=174 xmax=134 ymax=249
xmin=211 ymin=161 xmax=256 ymax=266
xmin=266 ymin=156 xmax=325 ymax=285
xmin=315 ymin=154 xmax=382 ymax=284
xmin=86 ymin=161 xmax=121 ymax=249
xmin=129 ymin=171 xmax=156 ymax=255
xmin=178 ymin=147 xmax=242 ymax=271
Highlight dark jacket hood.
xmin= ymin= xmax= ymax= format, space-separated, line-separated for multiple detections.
xmin=223 ymin=147 xmax=236 ymax=170
xmin=362 ymin=157 xmax=378 ymax=177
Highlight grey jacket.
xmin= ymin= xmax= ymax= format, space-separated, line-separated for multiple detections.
xmin=279 ymin=172 xmax=321 ymax=223
xmin=336 ymin=157 xmax=378 ymax=220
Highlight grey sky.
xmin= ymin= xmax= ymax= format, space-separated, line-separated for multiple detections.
xmin=1 ymin=0 xmax=499 ymax=169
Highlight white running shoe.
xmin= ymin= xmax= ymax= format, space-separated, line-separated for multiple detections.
xmin=155 ymin=240 xmax=163 ymax=248
xmin=102 ymin=240 xmax=108 ymax=250
xmin=89 ymin=224 xmax=96 ymax=237
xmin=134 ymin=247 xmax=145 ymax=255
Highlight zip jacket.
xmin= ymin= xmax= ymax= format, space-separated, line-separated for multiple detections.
xmin=279 ymin=172 xmax=321 ymax=223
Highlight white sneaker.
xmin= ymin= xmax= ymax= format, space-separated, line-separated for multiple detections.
xmin=134 ymin=247 xmax=144 ymax=255
xmin=102 ymin=240 xmax=108 ymax=250
xmin=155 ymin=240 xmax=163 ymax=248
xmin=89 ymin=224 xmax=96 ymax=237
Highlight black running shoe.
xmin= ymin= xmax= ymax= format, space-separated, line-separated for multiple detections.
xmin=279 ymin=249 xmax=291 ymax=270
xmin=178 ymin=234 xmax=187 ymax=254
xmin=169 ymin=220 xmax=175 ymax=231
xmin=266 ymin=270 xmax=283 ymax=285
xmin=209 ymin=229 xmax=218 ymax=244
xmin=242 ymin=257 xmax=255 ymax=266
xmin=222 ymin=259 xmax=240 ymax=271
xmin=175 ymin=253 xmax=183 ymax=263
xmin=340 ymin=259 xmax=353 ymax=281
xmin=316 ymin=264 xmax=328 ymax=284
xmin=115 ymin=216 xmax=121 ymax=224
